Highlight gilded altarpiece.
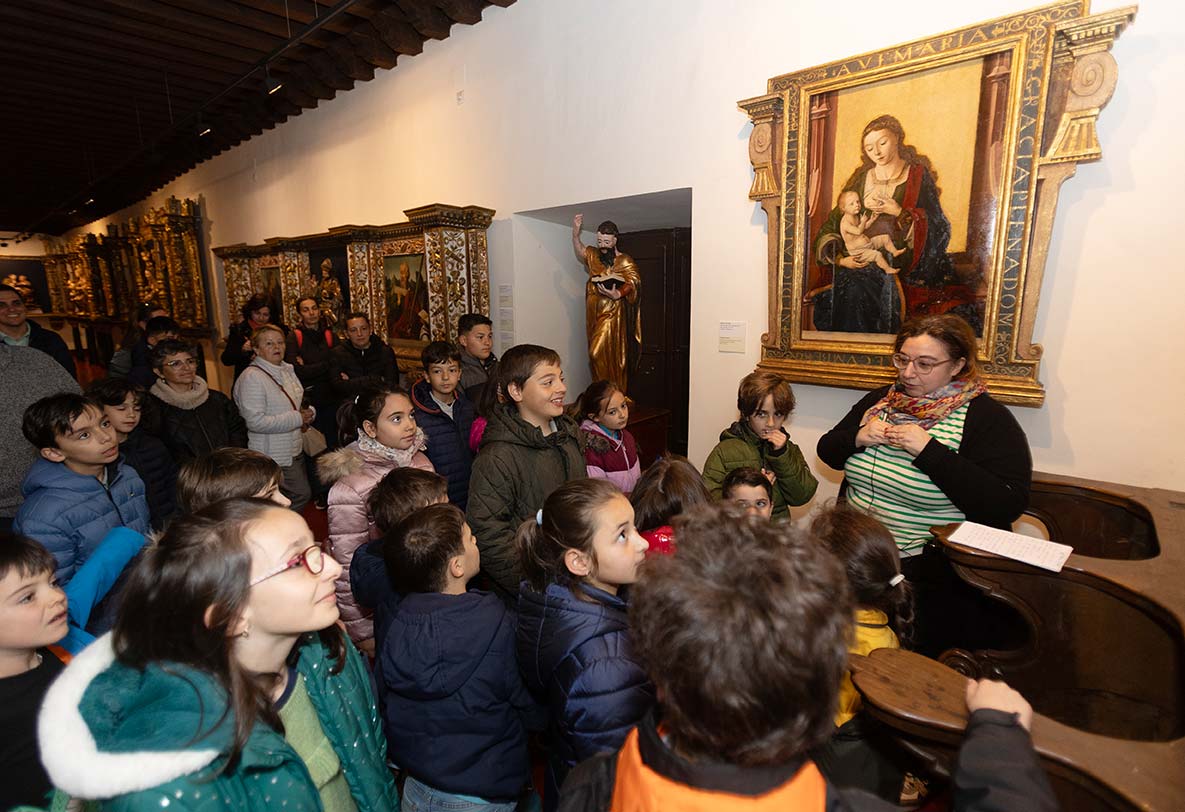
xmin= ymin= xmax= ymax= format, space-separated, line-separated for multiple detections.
xmin=214 ymin=204 xmax=494 ymax=371
xmin=41 ymin=197 xmax=209 ymax=329
xmin=739 ymin=2 xmax=1135 ymax=406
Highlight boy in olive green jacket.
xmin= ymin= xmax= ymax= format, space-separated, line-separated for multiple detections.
xmin=702 ymin=371 xmax=817 ymax=519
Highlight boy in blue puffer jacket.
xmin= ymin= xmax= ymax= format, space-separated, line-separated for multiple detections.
xmin=380 ymin=503 xmax=544 ymax=810
xmin=410 ymin=341 xmax=475 ymax=509
xmin=13 ymin=393 xmax=151 ymax=632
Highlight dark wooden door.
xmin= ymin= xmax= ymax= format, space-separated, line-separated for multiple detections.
xmin=618 ymin=227 xmax=690 ymax=458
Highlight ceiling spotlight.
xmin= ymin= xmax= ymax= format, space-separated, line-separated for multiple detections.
xmin=265 ymin=66 xmax=284 ymax=95
xmin=84 ymin=198 xmax=95 ymax=205
xmin=199 ymin=126 xmax=212 ymax=137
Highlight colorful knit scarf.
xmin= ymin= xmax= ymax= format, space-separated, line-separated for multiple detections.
xmin=861 ymin=378 xmax=987 ymax=430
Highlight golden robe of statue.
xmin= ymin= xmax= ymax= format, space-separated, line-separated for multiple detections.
xmin=583 ymin=245 xmax=641 ymax=392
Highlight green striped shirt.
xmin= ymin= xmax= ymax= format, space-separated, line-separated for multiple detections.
xmin=844 ymin=404 xmax=968 ymax=555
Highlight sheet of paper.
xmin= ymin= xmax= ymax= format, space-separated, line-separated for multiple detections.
xmin=948 ymin=521 xmax=1073 ymax=572
xmin=718 ymin=321 xmax=746 ymax=353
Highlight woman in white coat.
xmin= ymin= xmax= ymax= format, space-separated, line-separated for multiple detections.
xmin=233 ymin=324 xmax=315 ymax=510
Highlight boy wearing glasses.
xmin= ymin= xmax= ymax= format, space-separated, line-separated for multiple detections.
xmin=0 ymin=284 xmax=76 ymax=379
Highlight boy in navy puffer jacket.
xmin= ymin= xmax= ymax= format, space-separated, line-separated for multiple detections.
xmin=410 ymin=341 xmax=475 ymax=509
xmin=13 ymin=394 xmax=151 ymax=632
xmin=380 ymin=503 xmax=543 ymax=809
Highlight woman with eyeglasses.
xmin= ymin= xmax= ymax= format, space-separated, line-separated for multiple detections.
xmin=38 ymin=497 xmax=399 ymax=812
xmin=818 ymin=314 xmax=1031 ymax=653
xmin=145 ymin=338 xmax=248 ymax=465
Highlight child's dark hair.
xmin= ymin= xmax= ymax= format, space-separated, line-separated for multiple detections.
xmin=176 ymin=448 xmax=284 ymax=513
xmin=499 ymin=344 xmax=561 ymax=400
xmin=421 ymin=340 xmax=462 ymax=369
xmin=368 ymin=467 xmax=448 ymax=534
xmin=736 ymin=371 xmax=795 ymax=418
xmin=572 ymin=379 xmax=619 ymax=421
xmin=22 ymin=393 xmax=103 ymax=450
xmin=472 ymin=362 xmax=503 ymax=419
xmin=631 ymin=503 xmax=852 ymax=765
xmin=811 ymin=504 xmax=914 ymax=646
xmin=144 ymin=315 xmax=180 ymax=339
xmin=457 ymin=313 xmax=492 ymax=336
xmin=335 ymin=382 xmax=409 ymax=446
xmin=114 ymin=497 xmax=345 ymax=770
xmin=383 ymin=503 xmax=466 ymax=594
xmin=0 ymin=532 xmax=55 ymax=582
xmin=516 ymin=477 xmax=622 ymax=593
xmin=151 ymin=338 xmax=199 ymax=370
xmin=630 ymin=455 xmax=711 ymax=532
xmin=86 ymin=377 xmax=144 ymax=408
xmin=721 ymin=467 xmax=772 ymax=501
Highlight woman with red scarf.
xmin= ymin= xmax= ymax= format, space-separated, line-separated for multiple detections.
xmin=818 ymin=314 xmax=1031 ymax=654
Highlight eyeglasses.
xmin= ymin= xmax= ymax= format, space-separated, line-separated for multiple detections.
xmin=249 ymin=544 xmax=326 ymax=586
xmin=164 ymin=357 xmax=198 ymax=368
xmin=891 ymin=353 xmax=957 ymax=374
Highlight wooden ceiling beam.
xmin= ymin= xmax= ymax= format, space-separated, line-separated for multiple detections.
xmin=91 ymin=0 xmax=285 ymax=51
xmin=0 ymin=43 xmax=231 ymax=102
xmin=347 ymin=22 xmax=400 ymax=69
xmin=164 ymin=0 xmax=357 ymax=40
xmin=25 ymin=0 xmax=266 ymax=65
xmin=8 ymin=28 xmax=243 ymax=86
xmin=327 ymin=38 xmax=377 ymax=81
xmin=281 ymin=66 xmax=339 ymax=101
xmin=396 ymin=0 xmax=453 ymax=39
xmin=436 ymin=0 xmax=485 ymax=25
xmin=234 ymin=0 xmax=364 ymax=36
xmin=305 ymin=51 xmax=357 ymax=91
xmin=371 ymin=8 xmax=427 ymax=55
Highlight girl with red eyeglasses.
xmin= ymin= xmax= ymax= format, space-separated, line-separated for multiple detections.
xmin=37 ymin=497 xmax=398 ymax=812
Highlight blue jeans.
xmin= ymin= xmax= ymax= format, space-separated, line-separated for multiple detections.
xmin=401 ymin=776 xmax=516 ymax=812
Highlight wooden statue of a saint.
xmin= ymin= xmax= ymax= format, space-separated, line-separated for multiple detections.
xmin=571 ymin=214 xmax=641 ymax=392
xmin=314 ymin=258 xmax=344 ymax=329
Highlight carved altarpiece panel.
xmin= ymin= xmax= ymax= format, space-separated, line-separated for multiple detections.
xmin=214 ymin=204 xmax=494 ymax=371
xmin=41 ymin=197 xmax=209 ymax=329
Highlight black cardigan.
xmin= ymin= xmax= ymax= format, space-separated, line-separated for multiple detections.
xmin=816 ymin=386 xmax=1032 ymax=529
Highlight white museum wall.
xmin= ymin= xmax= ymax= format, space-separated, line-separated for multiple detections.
xmin=64 ymin=0 xmax=1185 ymax=496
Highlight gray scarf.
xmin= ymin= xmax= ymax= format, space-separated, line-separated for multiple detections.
xmin=150 ymin=376 xmax=210 ymax=410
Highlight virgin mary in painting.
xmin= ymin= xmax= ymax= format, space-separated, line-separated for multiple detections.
xmin=812 ymin=114 xmax=979 ymax=334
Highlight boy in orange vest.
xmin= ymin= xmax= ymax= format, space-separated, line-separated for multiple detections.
xmin=557 ymin=504 xmax=1056 ymax=812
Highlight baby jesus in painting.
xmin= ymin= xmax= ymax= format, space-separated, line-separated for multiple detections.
xmin=838 ymin=190 xmax=905 ymax=274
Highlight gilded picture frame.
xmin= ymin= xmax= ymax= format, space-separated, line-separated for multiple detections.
xmin=739 ymin=1 xmax=1135 ymax=406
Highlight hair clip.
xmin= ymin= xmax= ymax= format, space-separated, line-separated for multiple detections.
xmin=353 ymin=394 xmax=360 ymax=405
xmin=889 ymin=573 xmax=905 ymax=587
xmin=536 ymin=509 xmax=544 ymax=526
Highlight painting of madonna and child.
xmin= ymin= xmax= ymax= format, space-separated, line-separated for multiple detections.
xmin=804 ymin=52 xmax=1013 ymax=338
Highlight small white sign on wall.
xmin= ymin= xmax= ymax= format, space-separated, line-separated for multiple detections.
xmin=497 ymin=284 xmax=514 ymax=347
xmin=718 ymin=321 xmax=746 ymax=354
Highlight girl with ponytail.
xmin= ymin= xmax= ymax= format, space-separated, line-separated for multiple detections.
xmin=810 ymin=503 xmax=915 ymax=798
xmin=514 ymin=478 xmax=654 ymax=812
xmin=318 ymin=382 xmax=433 ymax=654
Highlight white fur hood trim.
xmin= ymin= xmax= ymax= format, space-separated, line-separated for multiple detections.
xmin=38 ymin=634 xmax=221 ymax=799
